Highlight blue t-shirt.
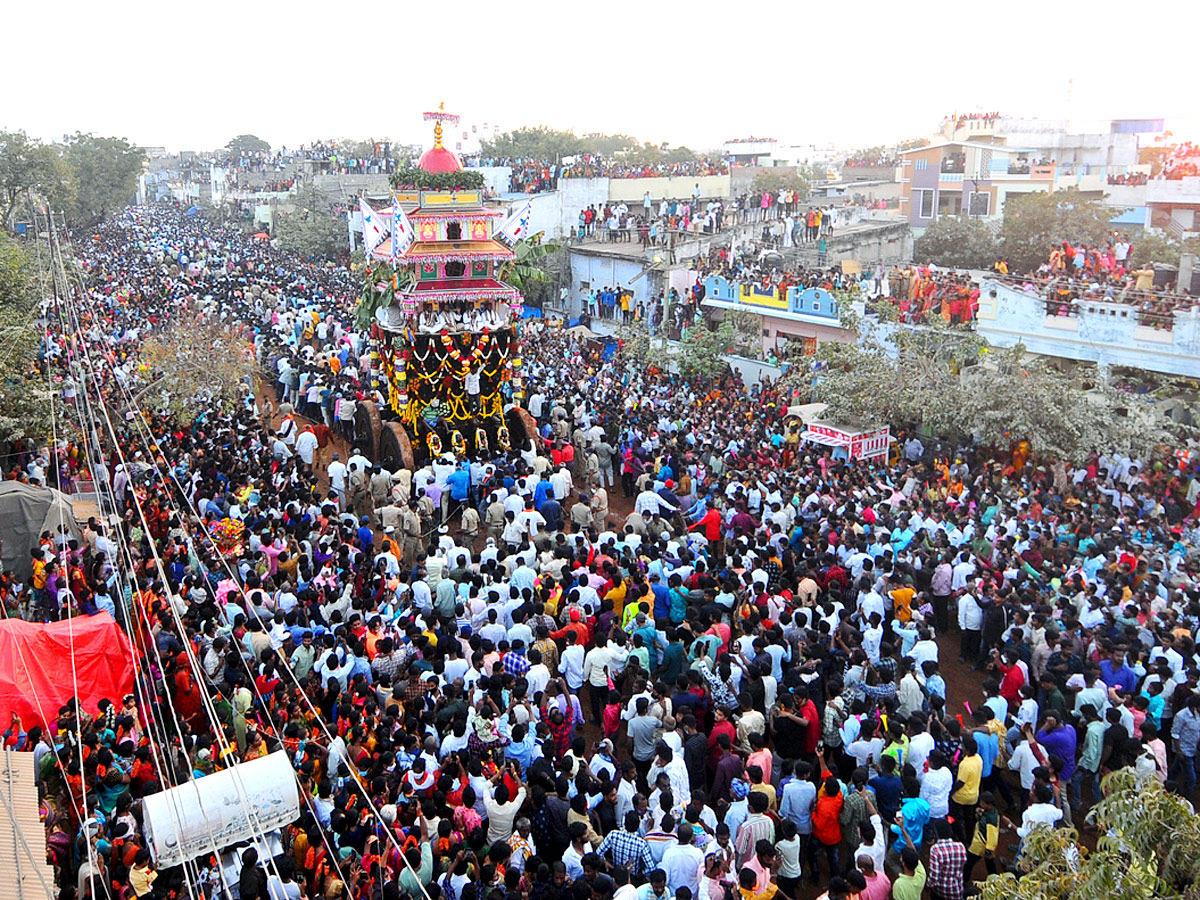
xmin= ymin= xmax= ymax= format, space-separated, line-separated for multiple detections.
xmin=974 ymin=729 xmax=999 ymax=777
xmin=891 ymin=796 xmax=931 ymax=852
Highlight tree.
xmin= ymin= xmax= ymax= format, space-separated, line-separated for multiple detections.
xmin=914 ymin=216 xmax=999 ymax=269
xmin=274 ymin=188 xmax=347 ymax=262
xmin=65 ymin=134 xmax=145 ymax=227
xmin=496 ymin=236 xmax=560 ymax=292
xmin=978 ymin=770 xmax=1200 ymax=900
xmin=0 ymin=131 xmax=74 ymax=233
xmin=580 ymin=133 xmax=640 ymax=155
xmin=794 ymin=312 xmax=1175 ymax=463
xmin=751 ymin=168 xmax=811 ymax=200
xmin=226 ymin=134 xmax=271 ymax=156
xmin=1127 ymin=230 xmax=1179 ymax=269
xmin=0 ymin=232 xmax=51 ymax=444
xmin=138 ymin=318 xmax=258 ymax=425
xmin=480 ymin=127 xmax=583 ymax=161
xmin=999 ymin=188 xmax=1119 ymax=274
xmin=673 ymin=312 xmax=760 ymax=379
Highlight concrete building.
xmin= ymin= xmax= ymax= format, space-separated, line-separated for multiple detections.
xmin=976 ymin=277 xmax=1200 ymax=378
xmin=1146 ymin=176 xmax=1200 ymax=239
xmin=898 ymin=116 xmax=1164 ymax=232
xmin=723 ymin=139 xmax=777 ymax=166
xmin=899 ymin=141 xmax=1052 ymax=228
xmin=701 ymin=275 xmax=856 ymax=357
xmin=933 ymin=116 xmax=1161 ymax=170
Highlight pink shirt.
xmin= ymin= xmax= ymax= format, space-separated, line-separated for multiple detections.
xmin=860 ymin=871 xmax=891 ymax=900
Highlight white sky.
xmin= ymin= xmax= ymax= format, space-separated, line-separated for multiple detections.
xmin=6 ymin=0 xmax=1198 ymax=154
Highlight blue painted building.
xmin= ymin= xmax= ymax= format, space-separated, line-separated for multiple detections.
xmin=701 ymin=276 xmax=854 ymax=356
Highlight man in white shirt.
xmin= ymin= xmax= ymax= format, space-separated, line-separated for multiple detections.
xmin=295 ymin=427 xmax=319 ymax=466
xmin=1017 ymin=784 xmax=1063 ymax=838
xmin=326 ymin=453 xmax=348 ymax=507
xmin=660 ymin=824 xmax=705 ymax=895
xmin=559 ymin=633 xmax=585 ymax=691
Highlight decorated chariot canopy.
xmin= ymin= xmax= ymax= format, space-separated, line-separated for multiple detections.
xmin=359 ymin=103 xmax=532 ymax=463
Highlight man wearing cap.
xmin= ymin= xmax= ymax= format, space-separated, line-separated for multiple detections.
xmin=591 ymin=480 xmax=610 ymax=531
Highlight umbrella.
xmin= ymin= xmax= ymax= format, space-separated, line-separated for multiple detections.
xmin=186 ymin=206 xmax=201 ymax=216
xmin=253 ymin=232 xmax=270 ymax=240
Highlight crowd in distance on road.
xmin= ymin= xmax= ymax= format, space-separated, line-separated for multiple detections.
xmin=13 ymin=201 xmax=1200 ymax=900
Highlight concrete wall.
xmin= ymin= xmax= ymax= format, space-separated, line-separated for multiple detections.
xmin=311 ymin=173 xmax=392 ymax=199
xmin=977 ymin=278 xmax=1200 ymax=377
xmin=802 ymin=220 xmax=913 ymax=267
xmin=604 ymin=174 xmax=731 ymax=203
xmin=567 ymin=252 xmax=652 ymax=316
xmin=722 ymin=354 xmax=784 ymax=384
xmin=557 ymin=177 xmax=610 ymax=237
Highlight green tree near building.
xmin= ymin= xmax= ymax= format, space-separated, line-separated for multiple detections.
xmin=65 ymin=133 xmax=145 ymax=227
xmin=481 ymin=127 xmax=583 ymax=161
xmin=274 ymin=187 xmax=347 ymax=262
xmin=0 ymin=232 xmax=51 ymax=444
xmin=225 ymin=134 xmax=271 ymax=156
xmin=999 ymin=188 xmax=1119 ymax=274
xmin=751 ymin=169 xmax=811 ymax=200
xmin=914 ymin=216 xmax=999 ymax=269
xmin=0 ymin=130 xmax=75 ymax=233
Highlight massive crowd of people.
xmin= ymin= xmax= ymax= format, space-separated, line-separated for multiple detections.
xmin=468 ymin=158 xmax=731 ymax=195
xmin=571 ymin=195 xmax=839 ymax=251
xmin=996 ymin=237 xmax=1197 ymax=330
xmin=11 ymin=201 xmax=1200 ymax=900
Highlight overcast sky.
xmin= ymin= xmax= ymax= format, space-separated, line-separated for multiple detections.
xmin=6 ymin=0 xmax=1196 ymax=154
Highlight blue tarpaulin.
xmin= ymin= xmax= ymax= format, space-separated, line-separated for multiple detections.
xmin=1109 ymin=207 xmax=1146 ymax=226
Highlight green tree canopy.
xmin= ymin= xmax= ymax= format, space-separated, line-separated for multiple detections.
xmin=669 ymin=312 xmax=760 ymax=379
xmin=0 ymin=131 xmax=74 ymax=233
xmin=65 ymin=133 xmax=145 ymax=228
xmin=751 ymin=168 xmax=811 ymax=199
xmin=226 ymin=134 xmax=271 ymax=156
xmin=999 ymin=188 xmax=1119 ymax=274
xmin=274 ymin=188 xmax=346 ymax=261
xmin=796 ymin=312 xmax=1176 ymax=463
xmin=496 ymin=237 xmax=560 ymax=292
xmin=0 ymin=232 xmax=50 ymax=443
xmin=979 ymin=770 xmax=1200 ymax=900
xmin=1124 ymin=230 xmax=1200 ymax=270
xmin=914 ymin=216 xmax=999 ymax=269
xmin=580 ymin=133 xmax=640 ymax=155
xmin=481 ymin=127 xmax=583 ymax=161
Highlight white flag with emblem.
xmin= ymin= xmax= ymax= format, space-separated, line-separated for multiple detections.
xmin=359 ymin=198 xmax=388 ymax=256
xmin=391 ymin=199 xmax=415 ymax=260
xmin=495 ymin=200 xmax=532 ymax=247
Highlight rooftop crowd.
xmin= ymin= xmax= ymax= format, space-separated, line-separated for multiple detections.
xmin=12 ymin=203 xmax=1200 ymax=900
xmin=465 ymin=158 xmax=731 ymax=196
xmin=998 ymin=237 xmax=1196 ymax=330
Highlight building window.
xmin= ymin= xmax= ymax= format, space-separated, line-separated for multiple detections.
xmin=446 ymin=222 xmax=462 ymax=241
xmin=811 ymin=300 xmax=820 ymax=311
xmin=938 ymin=192 xmax=962 ymax=217
xmin=968 ymin=192 xmax=991 ymax=217
xmin=917 ymin=190 xmax=935 ymax=219
xmin=445 ymin=261 xmax=466 ymax=278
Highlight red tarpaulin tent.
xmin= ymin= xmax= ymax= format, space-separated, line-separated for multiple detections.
xmin=0 ymin=613 xmax=135 ymax=728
